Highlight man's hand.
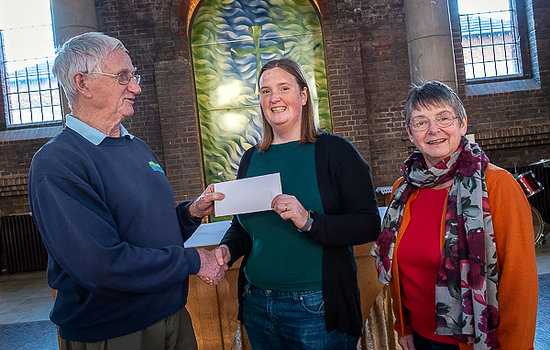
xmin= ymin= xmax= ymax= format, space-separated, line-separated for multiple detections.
xmin=196 ymin=248 xmax=228 ymax=285
xmin=189 ymin=184 xmax=225 ymax=218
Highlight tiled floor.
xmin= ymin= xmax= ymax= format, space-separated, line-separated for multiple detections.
xmin=536 ymin=240 xmax=550 ymax=275
xmin=0 ymin=270 xmax=53 ymax=324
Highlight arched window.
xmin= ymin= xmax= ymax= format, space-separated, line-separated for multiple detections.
xmin=190 ymin=0 xmax=331 ymax=186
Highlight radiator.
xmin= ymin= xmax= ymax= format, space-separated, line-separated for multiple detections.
xmin=0 ymin=213 xmax=48 ymax=274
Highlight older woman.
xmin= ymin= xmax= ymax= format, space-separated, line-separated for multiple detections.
xmin=213 ymin=59 xmax=381 ymax=349
xmin=371 ymin=81 xmax=538 ymax=350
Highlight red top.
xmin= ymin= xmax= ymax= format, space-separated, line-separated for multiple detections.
xmin=397 ymin=187 xmax=458 ymax=345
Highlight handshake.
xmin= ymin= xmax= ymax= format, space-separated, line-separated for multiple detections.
xmin=196 ymin=245 xmax=231 ymax=285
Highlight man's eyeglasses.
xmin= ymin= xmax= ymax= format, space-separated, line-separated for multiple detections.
xmin=88 ymin=71 xmax=141 ymax=85
xmin=408 ymin=115 xmax=458 ymax=132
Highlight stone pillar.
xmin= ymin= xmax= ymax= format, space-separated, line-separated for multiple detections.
xmin=50 ymin=0 xmax=98 ymax=46
xmin=404 ymin=0 xmax=458 ymax=91
xmin=49 ymin=0 xmax=97 ymax=117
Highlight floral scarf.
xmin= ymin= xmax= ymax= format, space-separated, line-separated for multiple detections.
xmin=370 ymin=137 xmax=499 ymax=349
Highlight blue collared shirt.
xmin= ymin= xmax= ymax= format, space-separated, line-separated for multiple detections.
xmin=65 ymin=115 xmax=134 ymax=146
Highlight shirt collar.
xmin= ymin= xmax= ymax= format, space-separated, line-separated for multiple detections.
xmin=65 ymin=115 xmax=134 ymax=146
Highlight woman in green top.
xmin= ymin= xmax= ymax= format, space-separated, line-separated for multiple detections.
xmin=213 ymin=59 xmax=381 ymax=349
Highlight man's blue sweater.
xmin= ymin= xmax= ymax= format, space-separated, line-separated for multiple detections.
xmin=28 ymin=121 xmax=201 ymax=342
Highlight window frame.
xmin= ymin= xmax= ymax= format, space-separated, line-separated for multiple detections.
xmin=0 ymin=14 xmax=63 ymax=131
xmin=456 ymin=0 xmax=533 ymax=84
xmin=0 ymin=34 xmax=7 ymax=131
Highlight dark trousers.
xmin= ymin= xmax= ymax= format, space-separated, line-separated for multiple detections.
xmin=61 ymin=306 xmax=197 ymax=350
xmin=413 ymin=332 xmax=460 ymax=350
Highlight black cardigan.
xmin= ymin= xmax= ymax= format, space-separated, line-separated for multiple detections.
xmin=220 ymin=133 xmax=381 ymax=336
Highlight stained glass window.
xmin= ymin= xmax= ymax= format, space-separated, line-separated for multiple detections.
xmin=191 ymin=0 xmax=331 ymax=187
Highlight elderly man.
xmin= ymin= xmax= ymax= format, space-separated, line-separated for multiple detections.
xmin=28 ymin=32 xmax=225 ymax=349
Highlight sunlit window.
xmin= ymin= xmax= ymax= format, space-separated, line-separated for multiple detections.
xmin=458 ymin=0 xmax=522 ymax=80
xmin=0 ymin=0 xmax=62 ymax=127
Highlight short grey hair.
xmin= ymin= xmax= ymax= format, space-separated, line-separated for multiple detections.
xmin=52 ymin=32 xmax=128 ymax=108
xmin=403 ymin=81 xmax=467 ymax=126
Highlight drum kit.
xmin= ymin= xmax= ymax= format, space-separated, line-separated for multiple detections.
xmin=515 ymin=158 xmax=549 ymax=246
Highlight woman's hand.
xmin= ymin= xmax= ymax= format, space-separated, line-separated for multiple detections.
xmin=398 ymin=334 xmax=415 ymax=350
xmin=271 ymin=194 xmax=310 ymax=230
xmin=213 ymin=244 xmax=231 ymax=266
xmin=189 ymin=184 xmax=225 ymax=218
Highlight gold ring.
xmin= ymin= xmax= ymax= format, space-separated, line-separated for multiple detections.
xmin=284 ymin=204 xmax=288 ymax=211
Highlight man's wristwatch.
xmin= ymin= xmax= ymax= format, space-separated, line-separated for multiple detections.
xmin=297 ymin=210 xmax=314 ymax=232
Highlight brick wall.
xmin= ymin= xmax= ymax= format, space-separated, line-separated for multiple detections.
xmin=352 ymin=0 xmax=411 ymax=190
xmin=0 ymin=139 xmax=48 ymax=214
xmin=93 ymin=0 xmax=207 ymax=202
xmin=317 ymin=0 xmax=412 ymax=197
xmin=449 ymin=0 xmax=550 ymax=171
xmin=0 ymin=0 xmax=549 ymax=215
xmin=94 ymin=0 xmax=166 ymax=162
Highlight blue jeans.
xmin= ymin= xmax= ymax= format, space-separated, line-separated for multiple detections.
xmin=241 ymin=282 xmax=359 ymax=350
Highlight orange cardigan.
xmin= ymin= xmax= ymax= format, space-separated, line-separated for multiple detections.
xmin=389 ymin=164 xmax=538 ymax=350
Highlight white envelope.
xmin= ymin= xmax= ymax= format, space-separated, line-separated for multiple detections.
xmin=184 ymin=220 xmax=231 ymax=247
xmin=213 ymin=173 xmax=282 ymax=216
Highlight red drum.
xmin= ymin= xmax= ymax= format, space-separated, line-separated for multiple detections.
xmin=516 ymin=170 xmax=544 ymax=197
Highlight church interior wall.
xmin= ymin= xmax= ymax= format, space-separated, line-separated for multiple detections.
xmin=0 ymin=0 xmax=549 ymax=215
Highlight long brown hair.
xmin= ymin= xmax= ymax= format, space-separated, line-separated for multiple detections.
xmin=256 ymin=59 xmax=321 ymax=152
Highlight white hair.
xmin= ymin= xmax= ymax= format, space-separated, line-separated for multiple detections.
xmin=52 ymin=32 xmax=128 ymax=108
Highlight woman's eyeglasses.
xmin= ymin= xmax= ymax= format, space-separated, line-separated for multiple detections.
xmin=408 ymin=115 xmax=458 ymax=132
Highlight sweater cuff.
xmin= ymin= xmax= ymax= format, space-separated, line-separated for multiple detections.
xmin=186 ymin=247 xmax=201 ymax=275
xmin=178 ymin=201 xmax=203 ymax=225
